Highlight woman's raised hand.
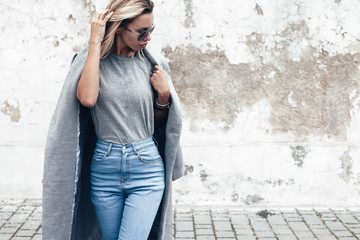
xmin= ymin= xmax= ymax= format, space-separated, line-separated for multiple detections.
xmin=90 ymin=9 xmax=114 ymax=44
xmin=151 ymin=65 xmax=171 ymax=104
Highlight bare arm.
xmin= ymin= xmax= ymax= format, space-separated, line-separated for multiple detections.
xmin=76 ymin=9 xmax=113 ymax=108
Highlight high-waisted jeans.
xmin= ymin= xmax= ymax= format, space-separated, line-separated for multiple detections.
xmin=90 ymin=137 xmax=165 ymax=240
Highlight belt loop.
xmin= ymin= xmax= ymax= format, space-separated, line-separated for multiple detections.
xmin=106 ymin=143 xmax=112 ymax=156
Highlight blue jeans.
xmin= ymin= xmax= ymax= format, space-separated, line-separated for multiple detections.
xmin=90 ymin=137 xmax=165 ymax=240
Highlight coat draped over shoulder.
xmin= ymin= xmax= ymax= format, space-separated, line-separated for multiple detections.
xmin=42 ymin=47 xmax=183 ymax=240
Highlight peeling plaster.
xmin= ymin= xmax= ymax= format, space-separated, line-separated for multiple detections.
xmin=243 ymin=194 xmax=264 ymax=205
xmin=255 ymin=3 xmax=263 ymax=16
xmin=163 ymin=20 xmax=360 ymax=140
xmin=291 ymin=146 xmax=310 ymax=167
xmin=231 ymin=192 xmax=239 ymax=202
xmin=256 ymin=210 xmax=274 ymax=219
xmin=338 ymin=151 xmax=353 ymax=183
xmin=184 ymin=164 xmax=194 ymax=176
xmin=1 ymin=101 xmax=21 ymax=122
xmin=184 ymin=0 xmax=195 ymax=28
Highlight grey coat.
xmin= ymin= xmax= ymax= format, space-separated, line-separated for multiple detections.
xmin=42 ymin=47 xmax=184 ymax=240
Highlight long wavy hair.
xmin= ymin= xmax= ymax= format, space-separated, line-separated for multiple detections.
xmin=100 ymin=0 xmax=154 ymax=58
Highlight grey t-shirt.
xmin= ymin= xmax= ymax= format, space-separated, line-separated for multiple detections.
xmin=90 ymin=51 xmax=154 ymax=144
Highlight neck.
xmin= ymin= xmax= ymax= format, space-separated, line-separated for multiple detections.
xmin=113 ymin=34 xmax=130 ymax=57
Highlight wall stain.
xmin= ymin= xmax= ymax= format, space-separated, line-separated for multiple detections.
xmin=67 ymin=14 xmax=76 ymax=23
xmin=291 ymin=146 xmax=310 ymax=167
xmin=1 ymin=101 xmax=21 ymax=122
xmin=256 ymin=210 xmax=274 ymax=219
xmin=233 ymin=175 xmax=295 ymax=187
xmin=200 ymin=169 xmax=209 ymax=182
xmin=163 ymin=20 xmax=360 ymax=140
xmin=83 ymin=0 xmax=96 ymax=20
xmin=243 ymin=194 xmax=264 ymax=205
xmin=184 ymin=164 xmax=194 ymax=176
xmin=338 ymin=150 xmax=353 ymax=183
xmin=255 ymin=3 xmax=263 ymax=15
xmin=231 ymin=192 xmax=239 ymax=202
xmin=184 ymin=0 xmax=195 ymax=28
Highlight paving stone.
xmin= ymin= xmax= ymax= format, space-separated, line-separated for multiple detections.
xmin=215 ymin=231 xmax=235 ymax=238
xmin=288 ymin=221 xmax=309 ymax=231
xmin=272 ymin=227 xmax=293 ymax=235
xmin=8 ymin=214 xmax=29 ymax=223
xmin=230 ymin=215 xmax=249 ymax=225
xmin=267 ymin=215 xmax=287 ymax=225
xmin=194 ymin=215 xmax=211 ymax=224
xmin=21 ymin=220 xmax=41 ymax=230
xmin=234 ymin=236 xmax=256 ymax=240
xmin=195 ymin=228 xmax=214 ymax=235
xmin=251 ymin=222 xmax=271 ymax=231
xmin=0 ymin=212 xmax=13 ymax=220
xmin=213 ymin=222 xmax=232 ymax=231
xmin=255 ymin=230 xmax=276 ymax=237
xmin=235 ymin=228 xmax=254 ymax=235
xmin=31 ymin=234 xmax=42 ymax=240
xmin=0 ymin=234 xmax=13 ymax=240
xmin=176 ymin=221 xmax=194 ymax=231
xmin=302 ymin=215 xmax=323 ymax=225
xmin=194 ymin=224 xmax=212 ymax=229
xmin=175 ymin=231 xmax=195 ymax=238
xmin=311 ymin=228 xmax=332 ymax=235
xmin=15 ymin=229 xmax=36 ymax=237
xmin=0 ymin=227 xmax=18 ymax=234
xmin=333 ymin=230 xmax=356 ymax=237
xmin=325 ymin=221 xmax=348 ymax=231
xmin=293 ymin=230 xmax=315 ymax=238
xmin=317 ymin=235 xmax=338 ymax=240
xmin=277 ymin=235 xmax=297 ymax=240
xmin=196 ymin=236 xmax=215 ymax=240
xmin=337 ymin=214 xmax=359 ymax=224
xmin=1 ymin=199 xmax=360 ymax=240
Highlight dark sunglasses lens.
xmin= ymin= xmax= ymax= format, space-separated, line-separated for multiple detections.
xmin=138 ymin=31 xmax=148 ymax=41
xmin=138 ymin=26 xmax=154 ymax=41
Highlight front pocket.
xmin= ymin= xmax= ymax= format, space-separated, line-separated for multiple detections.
xmin=136 ymin=145 xmax=162 ymax=164
xmin=92 ymin=149 xmax=108 ymax=164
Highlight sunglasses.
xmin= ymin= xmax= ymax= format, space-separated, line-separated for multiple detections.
xmin=123 ymin=25 xmax=155 ymax=41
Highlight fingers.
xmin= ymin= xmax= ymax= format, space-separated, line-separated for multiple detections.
xmin=104 ymin=11 xmax=114 ymax=21
xmin=96 ymin=9 xmax=113 ymax=22
xmin=153 ymin=65 xmax=164 ymax=75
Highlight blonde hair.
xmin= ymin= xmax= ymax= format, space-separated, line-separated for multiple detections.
xmin=100 ymin=0 xmax=154 ymax=58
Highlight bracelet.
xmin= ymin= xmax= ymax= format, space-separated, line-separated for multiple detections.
xmin=154 ymin=98 xmax=171 ymax=111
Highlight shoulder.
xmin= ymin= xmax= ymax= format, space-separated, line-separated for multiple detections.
xmin=70 ymin=47 xmax=89 ymax=66
xmin=143 ymin=48 xmax=171 ymax=73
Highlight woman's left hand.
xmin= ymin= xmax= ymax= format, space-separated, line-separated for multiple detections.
xmin=150 ymin=65 xmax=170 ymax=104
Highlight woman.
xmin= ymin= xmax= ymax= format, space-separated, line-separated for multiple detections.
xmin=42 ymin=0 xmax=183 ymax=239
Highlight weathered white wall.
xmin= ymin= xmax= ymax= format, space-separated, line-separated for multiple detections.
xmin=0 ymin=0 xmax=359 ymax=206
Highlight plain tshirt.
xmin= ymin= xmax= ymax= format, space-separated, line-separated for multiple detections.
xmin=90 ymin=51 xmax=154 ymax=144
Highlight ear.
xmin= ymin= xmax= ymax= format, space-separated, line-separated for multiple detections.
xmin=115 ymin=28 xmax=122 ymax=35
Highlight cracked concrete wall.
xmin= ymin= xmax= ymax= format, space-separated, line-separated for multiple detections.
xmin=0 ymin=0 xmax=359 ymax=205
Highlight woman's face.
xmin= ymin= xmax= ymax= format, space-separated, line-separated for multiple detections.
xmin=117 ymin=12 xmax=154 ymax=52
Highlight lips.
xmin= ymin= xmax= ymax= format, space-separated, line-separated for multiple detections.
xmin=139 ymin=43 xmax=147 ymax=48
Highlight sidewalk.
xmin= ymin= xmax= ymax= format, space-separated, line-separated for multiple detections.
xmin=0 ymin=199 xmax=359 ymax=240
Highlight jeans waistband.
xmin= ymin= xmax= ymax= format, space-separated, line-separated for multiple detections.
xmin=95 ymin=137 xmax=157 ymax=153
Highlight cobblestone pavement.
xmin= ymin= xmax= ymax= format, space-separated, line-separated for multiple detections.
xmin=0 ymin=199 xmax=359 ymax=240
